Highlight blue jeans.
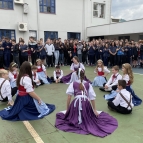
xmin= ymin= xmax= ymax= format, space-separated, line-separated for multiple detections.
xmin=59 ymin=53 xmax=64 ymax=64
xmin=4 ymin=53 xmax=11 ymax=68
xmin=54 ymin=50 xmax=59 ymax=65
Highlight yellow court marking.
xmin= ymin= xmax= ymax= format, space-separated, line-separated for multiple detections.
xmin=23 ymin=121 xmax=44 ymax=143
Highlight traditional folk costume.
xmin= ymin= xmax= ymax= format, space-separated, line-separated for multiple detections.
xmin=36 ymin=65 xmax=50 ymax=84
xmin=0 ymin=75 xmax=55 ymax=121
xmin=51 ymin=70 xmax=63 ymax=83
xmin=92 ymin=67 xmax=110 ymax=87
xmin=108 ymin=89 xmax=134 ymax=114
xmin=32 ymin=71 xmax=41 ymax=86
xmin=100 ymin=73 xmax=122 ymax=92
xmin=104 ymin=74 xmax=142 ymax=106
xmin=8 ymin=71 xmax=18 ymax=88
xmin=55 ymin=79 xmax=118 ymax=137
xmin=0 ymin=78 xmax=13 ymax=102
xmin=61 ymin=63 xmax=91 ymax=84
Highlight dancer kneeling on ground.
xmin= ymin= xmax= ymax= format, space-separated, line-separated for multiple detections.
xmin=55 ymin=68 xmax=118 ymax=137
xmin=61 ymin=56 xmax=91 ymax=84
xmin=108 ymin=80 xmax=134 ymax=114
xmin=0 ymin=69 xmax=14 ymax=106
xmin=99 ymin=66 xmax=122 ymax=92
xmin=92 ymin=59 xmax=110 ymax=87
xmin=0 ymin=62 xmax=55 ymax=121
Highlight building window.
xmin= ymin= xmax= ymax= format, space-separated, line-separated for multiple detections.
xmin=67 ymin=32 xmax=80 ymax=40
xmin=0 ymin=0 xmax=13 ymax=10
xmin=44 ymin=31 xmax=58 ymax=41
xmin=29 ymin=30 xmax=37 ymax=40
xmin=139 ymin=35 xmax=143 ymax=40
xmin=119 ymin=36 xmax=130 ymax=41
xmin=93 ymin=2 xmax=105 ymax=18
xmin=0 ymin=29 xmax=15 ymax=39
xmin=39 ymin=0 xmax=55 ymax=14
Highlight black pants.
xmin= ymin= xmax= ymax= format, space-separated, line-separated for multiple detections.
xmin=47 ymin=55 xmax=53 ymax=67
xmin=31 ymin=53 xmax=37 ymax=65
xmin=0 ymin=55 xmax=3 ymax=68
xmin=108 ymin=101 xmax=132 ymax=114
xmin=100 ymin=83 xmax=117 ymax=91
xmin=50 ymin=76 xmax=63 ymax=83
xmin=21 ymin=56 xmax=28 ymax=64
xmin=1 ymin=87 xmax=17 ymax=102
xmin=82 ymin=54 xmax=87 ymax=64
xmin=110 ymin=54 xmax=116 ymax=66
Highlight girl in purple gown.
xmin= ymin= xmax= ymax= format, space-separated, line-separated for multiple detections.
xmin=55 ymin=68 xmax=118 ymax=137
xmin=61 ymin=56 xmax=91 ymax=84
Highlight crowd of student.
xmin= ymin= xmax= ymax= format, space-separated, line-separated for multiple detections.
xmin=0 ymin=36 xmax=142 ymax=138
xmin=0 ymin=36 xmax=143 ymax=69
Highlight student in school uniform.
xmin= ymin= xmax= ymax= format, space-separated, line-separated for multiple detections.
xmin=2 ymin=37 xmax=12 ymax=69
xmin=31 ymin=65 xmax=41 ymax=87
xmin=0 ymin=40 xmax=4 ymax=69
xmin=109 ymin=42 xmax=117 ymax=66
xmin=45 ymin=38 xmax=55 ymax=68
xmin=11 ymin=39 xmax=20 ymax=68
xmin=55 ymin=68 xmax=118 ymax=137
xmin=8 ymin=62 xmax=18 ymax=94
xmin=28 ymin=37 xmax=38 ymax=65
xmin=36 ymin=59 xmax=50 ymax=84
xmin=51 ymin=65 xmax=63 ymax=83
xmin=108 ymin=80 xmax=134 ymax=114
xmin=0 ymin=69 xmax=14 ymax=106
xmin=92 ymin=59 xmax=110 ymax=87
xmin=19 ymin=40 xmax=28 ymax=64
xmin=99 ymin=66 xmax=122 ymax=92
xmin=103 ymin=43 xmax=110 ymax=67
xmin=61 ymin=56 xmax=91 ymax=84
xmin=88 ymin=42 xmax=95 ymax=66
xmin=0 ymin=62 xmax=55 ymax=121
xmin=38 ymin=41 xmax=46 ymax=65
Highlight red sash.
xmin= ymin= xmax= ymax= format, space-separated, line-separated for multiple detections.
xmin=37 ymin=66 xmax=43 ymax=72
xmin=98 ymin=71 xmax=104 ymax=76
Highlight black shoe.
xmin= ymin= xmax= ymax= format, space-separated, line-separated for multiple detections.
xmin=99 ymin=87 xmax=105 ymax=91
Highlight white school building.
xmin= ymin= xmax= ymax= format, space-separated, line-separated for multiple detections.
xmin=0 ymin=0 xmax=143 ymax=42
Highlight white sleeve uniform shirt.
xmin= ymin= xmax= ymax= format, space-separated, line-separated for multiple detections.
xmin=0 ymin=78 xmax=12 ymax=101
xmin=113 ymin=89 xmax=134 ymax=110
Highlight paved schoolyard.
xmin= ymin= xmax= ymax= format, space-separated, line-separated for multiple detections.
xmin=0 ymin=66 xmax=143 ymax=143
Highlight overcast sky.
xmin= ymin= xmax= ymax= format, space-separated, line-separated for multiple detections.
xmin=111 ymin=0 xmax=143 ymax=20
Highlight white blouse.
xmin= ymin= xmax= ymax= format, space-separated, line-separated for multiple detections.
xmin=94 ymin=67 xmax=110 ymax=74
xmin=0 ymin=78 xmax=12 ymax=101
xmin=37 ymin=65 xmax=46 ymax=72
xmin=8 ymin=71 xmax=17 ymax=82
xmin=70 ymin=63 xmax=85 ymax=71
xmin=32 ymin=71 xmax=39 ymax=83
xmin=53 ymin=70 xmax=63 ymax=80
xmin=20 ymin=76 xmax=34 ymax=93
xmin=122 ymin=74 xmax=130 ymax=84
xmin=66 ymin=80 xmax=96 ymax=100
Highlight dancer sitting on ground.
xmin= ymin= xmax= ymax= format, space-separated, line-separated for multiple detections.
xmin=92 ymin=59 xmax=110 ymax=87
xmin=108 ymin=80 xmax=134 ymax=114
xmin=51 ymin=65 xmax=63 ymax=83
xmin=61 ymin=56 xmax=91 ymax=84
xmin=99 ymin=66 xmax=122 ymax=92
xmin=0 ymin=62 xmax=55 ymax=121
xmin=55 ymin=68 xmax=118 ymax=138
xmin=0 ymin=69 xmax=14 ymax=106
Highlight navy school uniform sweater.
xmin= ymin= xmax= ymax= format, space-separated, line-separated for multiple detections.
xmin=88 ymin=46 xmax=95 ymax=55
xmin=0 ymin=44 xmax=4 ymax=56
xmin=28 ymin=42 xmax=38 ymax=54
xmin=2 ymin=42 xmax=12 ymax=54
xmin=20 ymin=45 xmax=28 ymax=56
xmin=13 ymin=44 xmax=19 ymax=57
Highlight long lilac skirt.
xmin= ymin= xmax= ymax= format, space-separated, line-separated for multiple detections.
xmin=61 ymin=72 xmax=91 ymax=84
xmin=55 ymin=99 xmax=118 ymax=137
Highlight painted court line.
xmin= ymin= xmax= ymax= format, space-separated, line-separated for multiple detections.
xmin=133 ymin=72 xmax=143 ymax=75
xmin=23 ymin=121 xmax=44 ymax=143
